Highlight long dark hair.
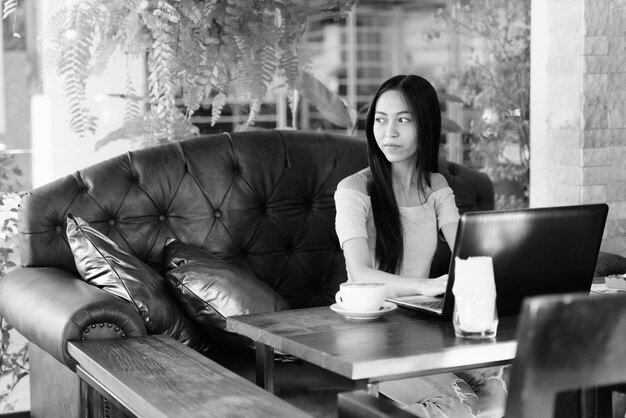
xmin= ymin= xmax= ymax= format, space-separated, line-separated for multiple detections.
xmin=365 ymin=74 xmax=442 ymax=274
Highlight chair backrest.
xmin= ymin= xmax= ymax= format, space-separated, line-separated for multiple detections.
xmin=505 ymin=291 xmax=626 ymax=418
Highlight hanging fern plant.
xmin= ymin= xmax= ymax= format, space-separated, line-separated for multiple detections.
xmin=4 ymin=0 xmax=356 ymax=144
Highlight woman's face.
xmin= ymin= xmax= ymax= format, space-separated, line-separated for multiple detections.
xmin=373 ymin=89 xmax=418 ymax=165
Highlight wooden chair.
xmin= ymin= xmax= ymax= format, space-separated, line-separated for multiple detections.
xmin=505 ymin=292 xmax=626 ymax=418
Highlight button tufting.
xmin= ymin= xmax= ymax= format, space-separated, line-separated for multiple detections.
xmin=108 ymin=219 xmax=115 ymax=226
xmin=214 ymin=210 xmax=222 ymax=218
xmin=158 ymin=214 xmax=165 ymax=221
xmin=55 ymin=225 xmax=62 ymax=233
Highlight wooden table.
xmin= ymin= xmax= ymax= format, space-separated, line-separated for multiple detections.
xmin=68 ymin=334 xmax=312 ymax=418
xmin=226 ymin=306 xmax=518 ymax=394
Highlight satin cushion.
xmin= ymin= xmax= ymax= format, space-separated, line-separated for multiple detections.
xmin=66 ymin=214 xmax=209 ymax=350
xmin=164 ymin=239 xmax=289 ymax=352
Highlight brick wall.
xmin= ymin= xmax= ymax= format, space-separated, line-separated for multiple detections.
xmin=531 ymin=0 xmax=626 ymax=256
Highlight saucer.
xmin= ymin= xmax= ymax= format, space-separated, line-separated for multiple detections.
xmin=330 ymin=301 xmax=397 ymax=321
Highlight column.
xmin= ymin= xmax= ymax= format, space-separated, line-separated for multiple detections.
xmin=530 ymin=0 xmax=626 ymax=255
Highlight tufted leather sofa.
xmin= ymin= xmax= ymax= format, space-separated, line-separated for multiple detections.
xmin=0 ymin=129 xmax=495 ymax=417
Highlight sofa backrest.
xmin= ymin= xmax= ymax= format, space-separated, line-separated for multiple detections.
xmin=18 ymin=130 xmax=368 ymax=308
xmin=17 ymin=129 xmax=494 ymax=308
xmin=438 ymin=159 xmax=495 ymax=214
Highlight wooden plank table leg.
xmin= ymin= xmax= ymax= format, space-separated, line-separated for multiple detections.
xmin=256 ymin=341 xmax=275 ymax=393
xmin=78 ymin=376 xmax=91 ymax=418
xmin=355 ymin=379 xmax=379 ymax=397
xmin=77 ymin=364 xmax=134 ymax=417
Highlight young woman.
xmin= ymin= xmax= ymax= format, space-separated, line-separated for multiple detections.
xmin=334 ymin=74 xmax=507 ymax=417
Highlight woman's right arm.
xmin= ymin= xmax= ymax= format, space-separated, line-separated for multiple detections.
xmin=342 ymin=237 xmax=447 ymax=297
xmin=335 ymin=176 xmax=446 ymax=297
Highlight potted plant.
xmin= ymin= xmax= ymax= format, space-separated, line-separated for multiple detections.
xmin=4 ymin=0 xmax=358 ymax=146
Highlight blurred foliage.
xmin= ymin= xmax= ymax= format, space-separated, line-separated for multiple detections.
xmin=429 ymin=0 xmax=530 ymax=209
xmin=2 ymin=0 xmax=31 ymax=408
xmin=3 ymin=0 xmax=357 ymax=145
xmin=0 ymin=154 xmax=28 ymax=413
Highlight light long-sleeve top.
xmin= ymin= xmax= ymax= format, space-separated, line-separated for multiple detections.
xmin=334 ymin=168 xmax=459 ymax=278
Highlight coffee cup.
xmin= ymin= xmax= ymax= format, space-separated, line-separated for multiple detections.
xmin=335 ymin=282 xmax=387 ymax=312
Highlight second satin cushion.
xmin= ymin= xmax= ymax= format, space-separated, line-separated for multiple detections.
xmin=163 ymin=239 xmax=289 ymax=352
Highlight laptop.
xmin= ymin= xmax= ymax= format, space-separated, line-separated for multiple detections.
xmin=387 ymin=203 xmax=609 ymax=318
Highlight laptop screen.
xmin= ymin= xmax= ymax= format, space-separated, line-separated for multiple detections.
xmin=447 ymin=204 xmax=609 ymax=316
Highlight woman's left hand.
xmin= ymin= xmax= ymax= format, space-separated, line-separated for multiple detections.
xmin=418 ymin=275 xmax=448 ymax=296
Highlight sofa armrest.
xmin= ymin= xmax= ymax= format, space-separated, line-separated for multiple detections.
xmin=0 ymin=267 xmax=147 ymax=368
xmin=594 ymin=251 xmax=626 ymax=277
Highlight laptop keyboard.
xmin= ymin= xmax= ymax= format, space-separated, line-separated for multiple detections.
xmin=420 ymin=299 xmax=445 ymax=310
